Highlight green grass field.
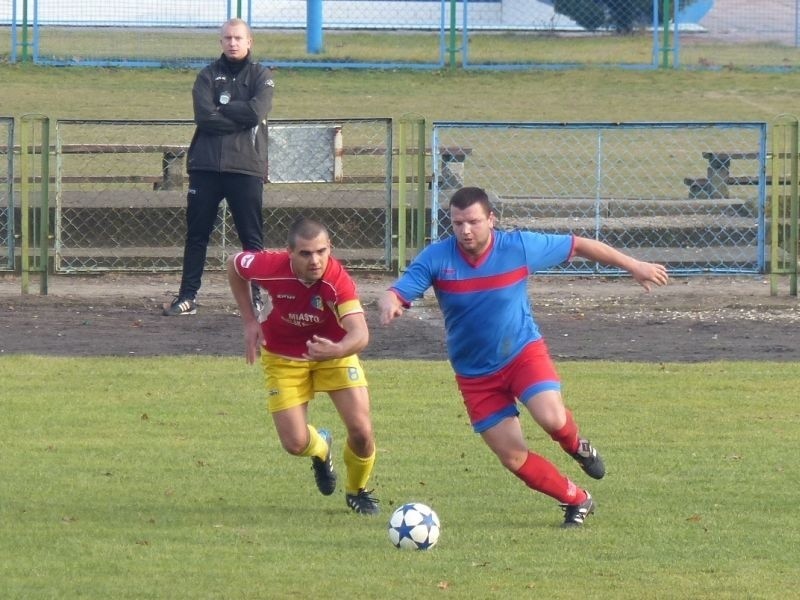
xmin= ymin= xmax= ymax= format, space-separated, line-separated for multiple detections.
xmin=2 ymin=52 xmax=799 ymax=598
xmin=2 ymin=62 xmax=800 ymax=125
xmin=2 ymin=26 xmax=798 ymax=69
xmin=1 ymin=356 xmax=798 ymax=599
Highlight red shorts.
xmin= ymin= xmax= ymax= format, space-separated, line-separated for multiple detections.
xmin=455 ymin=339 xmax=561 ymax=433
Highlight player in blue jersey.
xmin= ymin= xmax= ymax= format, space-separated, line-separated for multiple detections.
xmin=378 ymin=186 xmax=668 ymax=528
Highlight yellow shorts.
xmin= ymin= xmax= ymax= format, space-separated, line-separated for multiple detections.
xmin=260 ymin=350 xmax=368 ymax=413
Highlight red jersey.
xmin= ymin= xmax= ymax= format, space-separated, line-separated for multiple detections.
xmin=232 ymin=250 xmax=363 ymax=359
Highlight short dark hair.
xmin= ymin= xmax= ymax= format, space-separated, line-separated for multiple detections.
xmin=448 ymin=186 xmax=492 ymax=216
xmin=288 ymin=217 xmax=329 ymax=249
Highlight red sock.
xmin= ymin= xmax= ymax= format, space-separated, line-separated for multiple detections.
xmin=513 ymin=452 xmax=586 ymax=505
xmin=549 ymin=409 xmax=580 ymax=454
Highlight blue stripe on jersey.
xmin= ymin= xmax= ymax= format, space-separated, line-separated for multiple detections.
xmin=392 ymin=229 xmax=574 ymax=377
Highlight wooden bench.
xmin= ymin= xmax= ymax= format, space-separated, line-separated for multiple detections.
xmin=334 ymin=146 xmax=471 ymax=187
xmin=62 ymin=144 xmax=187 ymax=190
xmin=684 ymin=151 xmax=797 ymax=199
xmin=3 ymin=141 xmax=472 ymax=189
xmin=683 ymin=152 xmax=759 ymax=199
xmin=0 ymin=144 xmax=188 ymax=190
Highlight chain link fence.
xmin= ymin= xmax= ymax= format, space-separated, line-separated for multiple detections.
xmin=4 ymin=117 xmax=778 ymax=277
xmin=52 ymin=118 xmax=393 ymax=273
xmin=431 ymin=121 xmax=767 ymax=274
xmin=675 ymin=0 xmax=800 ymax=69
xmin=9 ymin=1 xmax=797 ymax=70
xmin=0 ymin=116 xmax=14 ymax=272
xmin=0 ymin=117 xmax=13 ymax=271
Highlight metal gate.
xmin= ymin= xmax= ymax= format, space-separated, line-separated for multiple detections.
xmin=431 ymin=121 xmax=769 ymax=274
xmin=51 ymin=118 xmax=394 ymax=273
xmin=769 ymin=115 xmax=799 ymax=296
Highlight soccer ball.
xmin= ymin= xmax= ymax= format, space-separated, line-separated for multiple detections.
xmin=387 ymin=502 xmax=441 ymax=550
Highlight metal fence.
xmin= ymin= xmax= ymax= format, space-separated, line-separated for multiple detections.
xmin=0 ymin=117 xmax=13 ymax=271
xmin=769 ymin=114 xmax=799 ymax=295
xmin=673 ymin=0 xmax=800 ymax=70
xmin=7 ymin=1 xmax=796 ymax=71
xmin=3 ymin=117 xmax=784 ymax=278
xmin=49 ymin=118 xmax=393 ymax=272
xmin=431 ymin=121 xmax=768 ymax=274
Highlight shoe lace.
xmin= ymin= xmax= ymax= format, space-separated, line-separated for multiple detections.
xmin=350 ymin=489 xmax=379 ymax=507
xmin=575 ymin=439 xmax=595 ymax=459
xmin=560 ymin=503 xmax=586 ymax=522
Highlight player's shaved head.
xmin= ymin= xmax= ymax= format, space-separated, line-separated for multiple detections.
xmin=288 ymin=217 xmax=330 ymax=249
xmin=220 ymin=18 xmax=252 ymax=38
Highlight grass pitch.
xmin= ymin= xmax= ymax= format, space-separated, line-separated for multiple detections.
xmin=1 ymin=37 xmax=799 ymax=599
xmin=2 ymin=61 xmax=799 ymax=125
xmin=1 ymin=356 xmax=797 ymax=599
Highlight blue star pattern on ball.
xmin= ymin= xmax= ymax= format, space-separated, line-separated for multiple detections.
xmin=387 ymin=502 xmax=441 ymax=550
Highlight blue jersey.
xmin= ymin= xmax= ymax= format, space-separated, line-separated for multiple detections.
xmin=391 ymin=229 xmax=575 ymax=377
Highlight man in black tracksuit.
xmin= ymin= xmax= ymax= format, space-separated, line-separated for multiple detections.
xmin=164 ymin=18 xmax=274 ymax=316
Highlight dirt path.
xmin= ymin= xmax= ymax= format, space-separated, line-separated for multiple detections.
xmin=1 ymin=272 xmax=799 ymax=361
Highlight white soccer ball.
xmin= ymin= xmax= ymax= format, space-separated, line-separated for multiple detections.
xmin=387 ymin=502 xmax=441 ymax=550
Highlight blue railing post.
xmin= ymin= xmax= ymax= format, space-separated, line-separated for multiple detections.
xmin=307 ymin=0 xmax=324 ymax=54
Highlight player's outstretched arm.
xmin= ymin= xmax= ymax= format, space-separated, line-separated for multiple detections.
xmin=226 ymin=256 xmax=263 ymax=364
xmin=378 ymin=290 xmax=406 ymax=325
xmin=572 ymin=236 xmax=669 ymax=292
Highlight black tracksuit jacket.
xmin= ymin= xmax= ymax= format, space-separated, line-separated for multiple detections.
xmin=187 ymin=52 xmax=274 ymax=178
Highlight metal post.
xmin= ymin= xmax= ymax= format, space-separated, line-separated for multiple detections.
xmin=11 ymin=0 xmax=17 ymax=63
xmin=395 ymin=116 xmax=428 ymax=270
xmin=661 ymin=0 xmax=672 ymax=69
xmin=770 ymin=134 xmax=780 ymax=297
xmin=19 ymin=114 xmax=50 ymax=295
xmin=2 ymin=119 xmax=13 ymax=269
xmin=796 ymin=0 xmax=800 ymax=48
xmin=414 ymin=117 xmax=426 ymax=251
xmin=307 ymin=0 xmax=323 ymax=55
xmin=32 ymin=0 xmax=40 ymax=61
xmin=790 ymin=121 xmax=799 ymax=296
xmin=21 ymin=0 xmax=29 ymax=62
xmin=396 ymin=120 xmax=408 ymax=272
xmin=651 ymin=0 xmax=659 ymax=68
xmin=448 ymin=0 xmax=457 ymax=71
xmin=770 ymin=115 xmax=799 ymax=296
xmin=672 ymin=0 xmax=680 ymax=68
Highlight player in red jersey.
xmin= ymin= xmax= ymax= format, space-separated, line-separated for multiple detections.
xmin=227 ymin=217 xmax=379 ymax=515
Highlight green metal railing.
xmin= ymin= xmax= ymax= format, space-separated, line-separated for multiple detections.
xmin=769 ymin=114 xmax=799 ymax=296
xmin=1 ymin=117 xmax=14 ymax=271
xmin=396 ymin=115 xmax=427 ymax=271
xmin=18 ymin=114 xmax=51 ymax=294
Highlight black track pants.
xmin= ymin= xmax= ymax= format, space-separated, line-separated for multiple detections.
xmin=178 ymin=171 xmax=264 ymax=299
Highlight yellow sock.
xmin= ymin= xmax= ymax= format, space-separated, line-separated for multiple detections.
xmin=299 ymin=425 xmax=329 ymax=461
xmin=344 ymin=441 xmax=375 ymax=495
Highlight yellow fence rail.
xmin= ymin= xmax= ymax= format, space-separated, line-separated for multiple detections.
xmin=770 ymin=115 xmax=799 ymax=296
